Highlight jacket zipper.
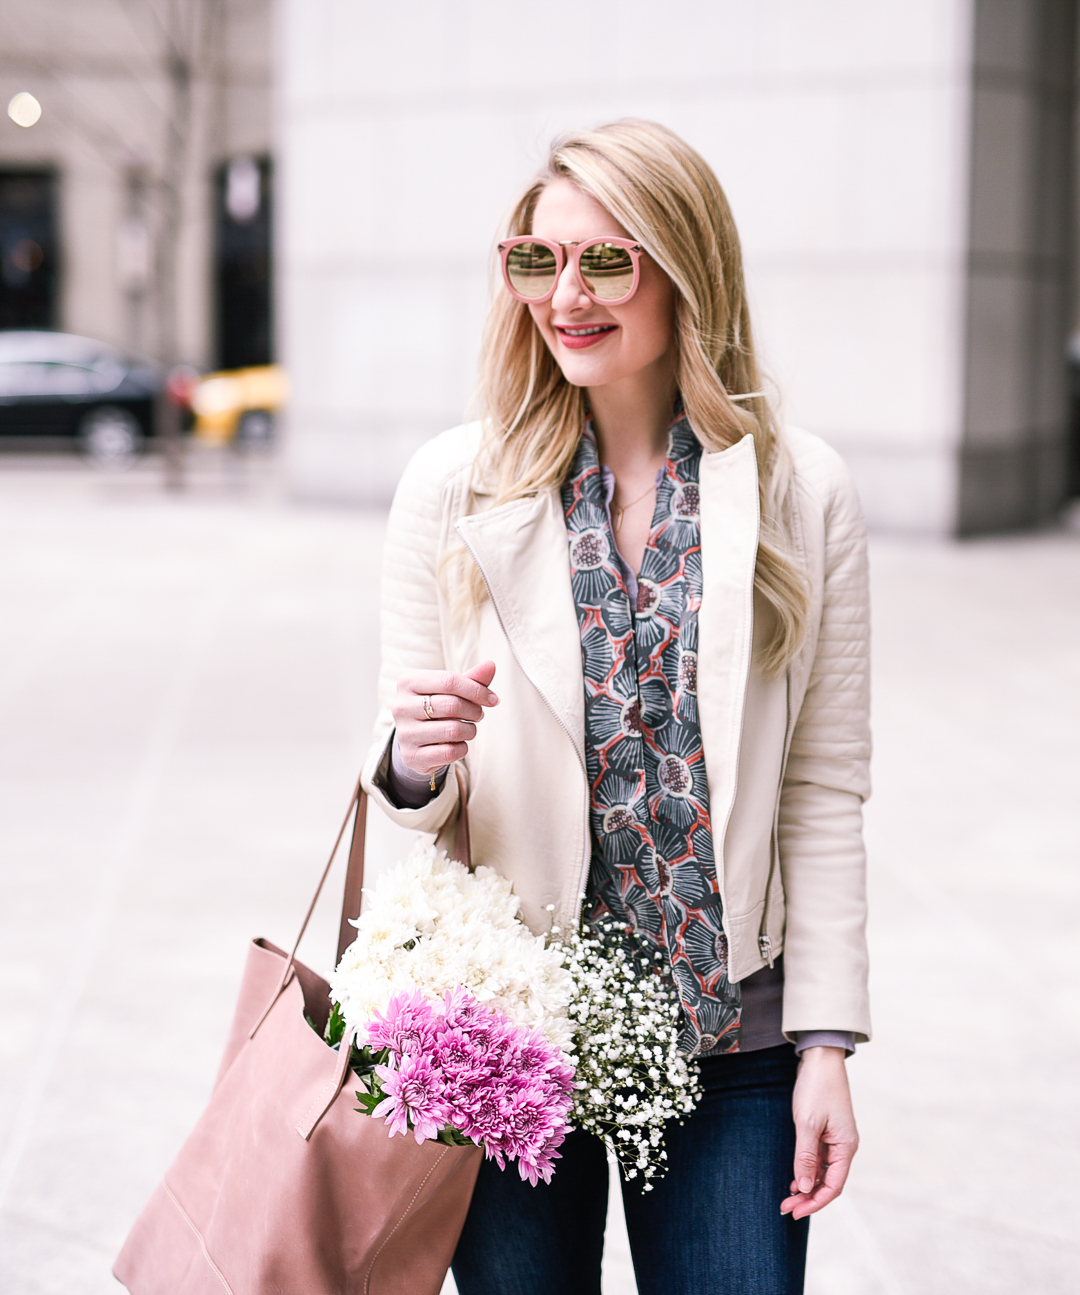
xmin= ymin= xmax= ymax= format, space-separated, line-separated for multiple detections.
xmin=758 ymin=671 xmax=794 ymax=967
xmin=456 ymin=527 xmax=593 ymax=924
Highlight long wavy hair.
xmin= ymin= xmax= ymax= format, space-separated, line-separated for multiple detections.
xmin=466 ymin=119 xmax=807 ymax=674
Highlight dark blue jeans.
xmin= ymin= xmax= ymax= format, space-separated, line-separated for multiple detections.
xmin=452 ymin=1043 xmax=808 ymax=1295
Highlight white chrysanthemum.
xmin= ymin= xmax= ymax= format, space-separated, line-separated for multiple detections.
xmin=330 ymin=841 xmax=574 ymax=1051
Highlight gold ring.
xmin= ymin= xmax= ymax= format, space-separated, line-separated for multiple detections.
xmin=423 ymin=695 xmax=436 ymax=720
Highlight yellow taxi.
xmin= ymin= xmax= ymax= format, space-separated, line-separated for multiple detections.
xmin=191 ymin=364 xmax=287 ymax=443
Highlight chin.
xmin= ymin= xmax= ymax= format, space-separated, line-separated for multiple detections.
xmin=551 ymin=348 xmax=624 ymax=389
xmin=556 ymin=363 xmax=605 ymax=389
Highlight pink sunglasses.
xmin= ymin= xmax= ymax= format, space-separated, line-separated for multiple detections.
xmin=498 ymin=236 xmax=644 ymax=305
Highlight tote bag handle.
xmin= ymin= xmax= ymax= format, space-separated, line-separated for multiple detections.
xmin=334 ymin=764 xmax=471 ymax=960
xmin=251 ymin=766 xmax=471 ymax=1038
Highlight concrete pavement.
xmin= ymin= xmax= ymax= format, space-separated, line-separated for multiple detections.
xmin=0 ymin=448 xmax=1076 ymax=1293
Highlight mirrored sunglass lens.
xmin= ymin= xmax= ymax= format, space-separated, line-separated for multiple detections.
xmin=579 ymin=243 xmax=635 ymax=300
xmin=506 ymin=242 xmax=557 ymax=298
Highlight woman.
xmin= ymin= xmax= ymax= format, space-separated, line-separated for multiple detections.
xmin=361 ymin=119 xmax=870 ymax=1295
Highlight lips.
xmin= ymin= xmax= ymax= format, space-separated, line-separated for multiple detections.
xmin=554 ymin=323 xmax=617 ymax=350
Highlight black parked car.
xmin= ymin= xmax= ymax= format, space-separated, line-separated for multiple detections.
xmin=0 ymin=330 xmax=162 ymax=462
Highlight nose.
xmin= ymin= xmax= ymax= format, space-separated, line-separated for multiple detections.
xmin=550 ymin=251 xmax=590 ymax=313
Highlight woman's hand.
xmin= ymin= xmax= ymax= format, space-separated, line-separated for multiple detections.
xmin=392 ymin=661 xmax=499 ymax=777
xmin=781 ymin=1046 xmax=859 ymax=1219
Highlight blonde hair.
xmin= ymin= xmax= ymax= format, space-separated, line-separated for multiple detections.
xmin=468 ymin=119 xmax=807 ymax=675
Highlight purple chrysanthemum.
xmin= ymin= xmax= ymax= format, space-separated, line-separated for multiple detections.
xmin=365 ymin=989 xmax=439 ymax=1057
xmin=432 ymin=1024 xmax=481 ymax=1072
xmin=363 ymin=985 xmax=574 ymax=1177
xmin=371 ymin=1052 xmax=447 ymax=1145
xmin=516 ymin=1129 xmax=566 ymax=1186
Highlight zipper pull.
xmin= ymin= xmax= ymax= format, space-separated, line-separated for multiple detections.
xmin=758 ymin=934 xmax=775 ymax=967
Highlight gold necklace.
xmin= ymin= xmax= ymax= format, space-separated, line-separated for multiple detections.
xmin=613 ymin=482 xmax=656 ymax=532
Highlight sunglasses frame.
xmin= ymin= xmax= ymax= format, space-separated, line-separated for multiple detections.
xmin=498 ymin=235 xmax=645 ymax=305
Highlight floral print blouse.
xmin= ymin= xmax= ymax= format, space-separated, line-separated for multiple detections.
xmin=561 ymin=414 xmax=741 ymax=1056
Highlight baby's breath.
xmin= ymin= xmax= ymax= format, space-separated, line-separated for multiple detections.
xmin=552 ymin=916 xmax=702 ymax=1188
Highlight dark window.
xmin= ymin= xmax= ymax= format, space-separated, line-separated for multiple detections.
xmin=214 ymin=155 xmax=272 ymax=370
xmin=0 ymin=170 xmax=59 ymax=330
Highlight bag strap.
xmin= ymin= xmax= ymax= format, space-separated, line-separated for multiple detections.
xmin=450 ymin=764 xmax=471 ymax=881
xmin=337 ymin=764 xmax=472 ymax=961
xmin=296 ymin=1025 xmax=357 ymax=1140
xmin=337 ymin=789 xmax=369 ymax=962
xmin=251 ymin=767 xmax=472 ymax=1038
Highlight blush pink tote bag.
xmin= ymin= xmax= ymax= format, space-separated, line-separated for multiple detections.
xmin=113 ymin=775 xmax=481 ymax=1295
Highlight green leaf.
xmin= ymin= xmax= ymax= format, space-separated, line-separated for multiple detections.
xmin=349 ymin=1043 xmax=385 ymax=1074
xmin=437 ymin=1126 xmax=478 ymax=1148
xmin=354 ymin=1087 xmax=384 ymax=1117
xmin=323 ymin=1001 xmax=347 ymax=1047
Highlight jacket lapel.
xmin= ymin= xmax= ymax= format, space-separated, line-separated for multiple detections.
xmin=698 ymin=435 xmax=761 ymax=854
xmin=456 ymin=491 xmax=586 ymax=767
xmin=455 ymin=433 xmax=760 ymax=811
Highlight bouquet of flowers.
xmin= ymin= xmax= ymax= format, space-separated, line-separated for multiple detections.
xmin=325 ymin=843 xmax=575 ymax=1184
xmin=323 ymin=841 xmax=700 ymax=1188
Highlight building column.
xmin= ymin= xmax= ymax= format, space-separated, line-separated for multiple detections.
xmin=958 ymin=0 xmax=1078 ymax=532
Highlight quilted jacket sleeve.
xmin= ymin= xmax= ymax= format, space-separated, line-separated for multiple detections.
xmin=360 ymin=440 xmax=463 ymax=834
xmin=778 ymin=447 xmax=872 ymax=1041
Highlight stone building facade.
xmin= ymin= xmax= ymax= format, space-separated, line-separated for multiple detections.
xmin=0 ymin=0 xmax=271 ymax=370
xmin=276 ymin=0 xmax=1078 ymax=535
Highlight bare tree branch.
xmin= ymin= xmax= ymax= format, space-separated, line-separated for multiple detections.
xmin=2 ymin=0 xmax=241 ymax=491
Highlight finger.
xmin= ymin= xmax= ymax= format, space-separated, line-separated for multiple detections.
xmin=413 ymin=719 xmax=477 ymax=747
xmin=791 ymin=1121 xmax=823 ymax=1197
xmin=399 ymin=720 xmax=475 ymax=760
xmin=414 ymin=694 xmax=485 ymax=723
xmin=405 ymin=670 xmax=498 ymax=709
xmin=399 ymin=742 xmax=469 ymax=774
xmin=465 ymin=660 xmax=497 ymax=695
xmin=780 ymin=1146 xmax=821 ymax=1216
xmin=782 ymin=1138 xmax=856 ymax=1218
xmin=786 ymin=1178 xmax=840 ymax=1218
xmin=811 ymin=1137 xmax=856 ymax=1201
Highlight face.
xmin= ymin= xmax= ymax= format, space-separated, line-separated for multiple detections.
xmin=526 ymin=179 xmax=676 ymax=395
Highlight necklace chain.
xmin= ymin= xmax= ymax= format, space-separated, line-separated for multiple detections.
xmin=612 ymin=482 xmax=656 ymax=532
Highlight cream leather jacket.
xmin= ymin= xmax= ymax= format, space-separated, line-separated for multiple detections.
xmin=362 ymin=422 xmax=871 ymax=1042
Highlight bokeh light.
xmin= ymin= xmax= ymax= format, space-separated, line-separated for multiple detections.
xmin=7 ymin=91 xmax=42 ymax=128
